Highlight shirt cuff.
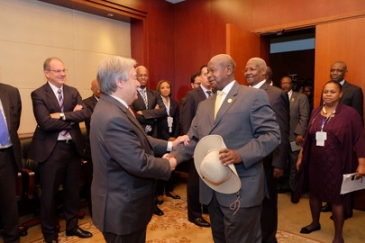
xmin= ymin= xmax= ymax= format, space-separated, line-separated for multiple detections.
xmin=167 ymin=141 xmax=172 ymax=151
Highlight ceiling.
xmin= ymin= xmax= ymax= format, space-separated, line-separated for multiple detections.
xmin=165 ymin=0 xmax=185 ymax=3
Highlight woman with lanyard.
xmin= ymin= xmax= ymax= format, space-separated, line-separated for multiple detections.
xmin=155 ymin=80 xmax=181 ymax=204
xmin=294 ymin=80 xmax=365 ymax=243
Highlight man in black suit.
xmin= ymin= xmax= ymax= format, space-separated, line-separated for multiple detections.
xmin=130 ymin=65 xmax=168 ymax=216
xmin=0 ymin=82 xmax=22 ymax=243
xmin=181 ymin=65 xmax=212 ymax=227
xmin=321 ymin=60 xmax=364 ymax=216
xmin=82 ymin=79 xmax=101 ymax=216
xmin=28 ymin=57 xmax=92 ymax=243
xmin=245 ymin=59 xmax=290 ymax=243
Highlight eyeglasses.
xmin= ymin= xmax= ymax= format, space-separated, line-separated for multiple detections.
xmin=47 ymin=69 xmax=67 ymax=73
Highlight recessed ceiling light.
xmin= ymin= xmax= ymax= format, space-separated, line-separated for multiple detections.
xmin=107 ymin=13 xmax=113 ymax=17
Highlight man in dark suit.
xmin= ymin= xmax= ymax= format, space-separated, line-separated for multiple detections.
xmin=245 ymin=59 xmax=290 ymax=243
xmin=82 ymin=79 xmax=101 ymax=216
xmin=0 ymin=83 xmax=22 ymax=243
xmin=130 ymin=65 xmax=168 ymax=216
xmin=280 ymin=76 xmax=309 ymax=197
xmin=181 ymin=65 xmax=212 ymax=227
xmin=28 ymin=57 xmax=92 ymax=243
xmin=321 ymin=60 xmax=364 ymax=216
xmin=90 ymin=56 xmax=187 ymax=243
xmin=171 ymin=54 xmax=280 ymax=242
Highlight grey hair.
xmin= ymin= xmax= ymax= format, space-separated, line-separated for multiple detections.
xmin=97 ymin=56 xmax=136 ymax=95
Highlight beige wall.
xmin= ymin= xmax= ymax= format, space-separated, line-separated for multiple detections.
xmin=0 ymin=0 xmax=131 ymax=134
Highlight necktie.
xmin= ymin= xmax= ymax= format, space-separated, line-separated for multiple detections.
xmin=139 ymin=89 xmax=152 ymax=133
xmin=214 ymin=91 xmax=224 ymax=119
xmin=206 ymin=90 xmax=212 ymax=97
xmin=0 ymin=110 xmax=9 ymax=145
xmin=57 ymin=89 xmax=68 ymax=137
xmin=128 ymin=106 xmax=136 ymax=118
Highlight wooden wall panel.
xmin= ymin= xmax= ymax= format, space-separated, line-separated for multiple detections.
xmin=226 ymin=24 xmax=261 ymax=85
xmin=314 ymin=17 xmax=365 ymax=115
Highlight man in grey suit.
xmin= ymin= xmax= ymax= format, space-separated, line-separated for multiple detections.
xmin=90 ymin=56 xmax=187 ymax=243
xmin=245 ymin=59 xmax=290 ymax=243
xmin=171 ymin=54 xmax=280 ymax=243
xmin=0 ymin=82 xmax=22 ymax=243
xmin=280 ymin=76 xmax=309 ymax=196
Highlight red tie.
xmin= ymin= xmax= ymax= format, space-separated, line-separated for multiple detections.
xmin=128 ymin=106 xmax=136 ymax=118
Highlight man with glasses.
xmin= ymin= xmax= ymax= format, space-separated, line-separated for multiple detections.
xmin=28 ymin=57 xmax=92 ymax=243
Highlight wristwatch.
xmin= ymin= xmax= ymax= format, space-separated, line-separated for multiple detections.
xmin=59 ymin=112 xmax=66 ymax=120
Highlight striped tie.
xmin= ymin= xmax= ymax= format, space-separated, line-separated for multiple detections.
xmin=140 ymin=89 xmax=152 ymax=133
xmin=58 ymin=89 xmax=68 ymax=136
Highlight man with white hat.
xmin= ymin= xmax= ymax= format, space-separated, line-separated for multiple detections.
xmin=170 ymin=54 xmax=281 ymax=243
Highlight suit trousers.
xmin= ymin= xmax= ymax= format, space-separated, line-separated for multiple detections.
xmin=187 ymin=158 xmax=202 ymax=219
xmin=208 ymin=192 xmax=262 ymax=243
xmin=0 ymin=147 xmax=20 ymax=243
xmin=261 ymin=164 xmax=278 ymax=243
xmin=39 ymin=142 xmax=81 ymax=242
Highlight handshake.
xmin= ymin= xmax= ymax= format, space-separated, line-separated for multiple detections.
xmin=163 ymin=153 xmax=177 ymax=171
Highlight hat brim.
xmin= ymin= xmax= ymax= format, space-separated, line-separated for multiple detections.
xmin=194 ymin=135 xmax=241 ymax=194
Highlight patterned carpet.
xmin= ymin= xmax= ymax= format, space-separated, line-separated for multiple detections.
xmin=30 ymin=199 xmax=323 ymax=243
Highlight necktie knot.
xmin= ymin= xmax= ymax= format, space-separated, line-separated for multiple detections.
xmin=206 ymin=90 xmax=212 ymax=97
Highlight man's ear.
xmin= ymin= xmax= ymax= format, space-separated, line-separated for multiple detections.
xmin=116 ymin=78 xmax=124 ymax=88
xmin=226 ymin=64 xmax=233 ymax=75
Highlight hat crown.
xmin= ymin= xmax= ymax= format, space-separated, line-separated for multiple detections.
xmin=200 ymin=150 xmax=231 ymax=184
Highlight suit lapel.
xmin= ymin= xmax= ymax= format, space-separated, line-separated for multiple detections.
xmin=0 ymin=88 xmax=11 ymax=131
xmin=213 ymin=82 xmax=239 ymax=124
xmin=45 ymin=83 xmax=62 ymax=111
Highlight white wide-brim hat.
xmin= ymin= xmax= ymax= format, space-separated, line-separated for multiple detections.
xmin=194 ymin=135 xmax=241 ymax=194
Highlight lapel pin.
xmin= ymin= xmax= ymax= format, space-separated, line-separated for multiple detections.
xmin=228 ymin=98 xmax=232 ymax=103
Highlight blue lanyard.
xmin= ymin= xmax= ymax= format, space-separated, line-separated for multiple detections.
xmin=321 ymin=107 xmax=336 ymax=131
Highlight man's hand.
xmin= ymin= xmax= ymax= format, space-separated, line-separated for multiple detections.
xmin=295 ymin=135 xmax=303 ymax=145
xmin=172 ymin=135 xmax=190 ymax=147
xmin=73 ymin=104 xmax=83 ymax=112
xmin=163 ymin=153 xmax=177 ymax=171
xmin=273 ymin=167 xmax=284 ymax=179
xmin=219 ymin=148 xmax=242 ymax=165
xmin=355 ymin=158 xmax=365 ymax=179
xmin=50 ymin=112 xmax=61 ymax=119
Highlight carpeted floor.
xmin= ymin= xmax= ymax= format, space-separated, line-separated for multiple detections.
xmin=29 ymin=198 xmax=323 ymax=243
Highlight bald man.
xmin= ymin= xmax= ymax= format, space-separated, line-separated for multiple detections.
xmin=171 ymin=54 xmax=280 ymax=243
xmin=245 ymin=57 xmax=290 ymax=243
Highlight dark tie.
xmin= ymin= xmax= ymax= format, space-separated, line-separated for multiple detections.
xmin=139 ymin=89 xmax=152 ymax=133
xmin=206 ymin=90 xmax=212 ymax=97
xmin=0 ymin=109 xmax=9 ymax=145
xmin=57 ymin=89 xmax=68 ymax=136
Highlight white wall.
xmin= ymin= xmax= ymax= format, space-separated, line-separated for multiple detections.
xmin=0 ymin=0 xmax=131 ymax=134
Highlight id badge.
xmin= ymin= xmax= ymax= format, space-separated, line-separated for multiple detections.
xmin=167 ymin=117 xmax=173 ymax=128
xmin=316 ymin=131 xmax=327 ymax=146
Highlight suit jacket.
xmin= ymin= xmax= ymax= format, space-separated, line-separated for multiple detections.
xmin=29 ymin=83 xmax=90 ymax=162
xmin=90 ymin=94 xmax=171 ymax=235
xmin=130 ymin=89 xmax=167 ymax=136
xmin=156 ymin=98 xmax=180 ymax=140
xmin=181 ymin=86 xmax=207 ymax=134
xmin=83 ymin=95 xmax=98 ymax=134
xmin=172 ymin=81 xmax=280 ymax=208
xmin=259 ymin=82 xmax=290 ymax=169
xmin=288 ymin=91 xmax=309 ymax=142
xmin=0 ymin=83 xmax=22 ymax=169
xmin=340 ymin=81 xmax=364 ymax=124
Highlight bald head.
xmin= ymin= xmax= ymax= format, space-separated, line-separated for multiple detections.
xmin=330 ymin=61 xmax=347 ymax=83
xmin=207 ymin=54 xmax=236 ymax=91
xmin=136 ymin=65 xmax=149 ymax=88
xmin=244 ymin=57 xmax=267 ymax=86
xmin=91 ymin=79 xmax=101 ymax=98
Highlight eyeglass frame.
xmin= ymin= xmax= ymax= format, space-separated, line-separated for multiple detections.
xmin=47 ymin=69 xmax=67 ymax=73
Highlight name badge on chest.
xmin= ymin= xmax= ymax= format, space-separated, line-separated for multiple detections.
xmin=316 ymin=131 xmax=327 ymax=146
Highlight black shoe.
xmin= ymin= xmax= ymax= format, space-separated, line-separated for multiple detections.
xmin=291 ymin=193 xmax=299 ymax=204
xmin=66 ymin=227 xmax=93 ymax=238
xmin=321 ymin=203 xmax=332 ymax=212
xmin=277 ymin=187 xmax=291 ymax=193
xmin=188 ymin=217 xmax=211 ymax=227
xmin=300 ymin=224 xmax=321 ymax=234
xmin=166 ymin=192 xmax=181 ymax=199
xmin=154 ymin=206 xmax=164 ymax=216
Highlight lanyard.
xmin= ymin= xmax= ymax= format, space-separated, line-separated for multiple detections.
xmin=321 ymin=107 xmax=336 ymax=131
